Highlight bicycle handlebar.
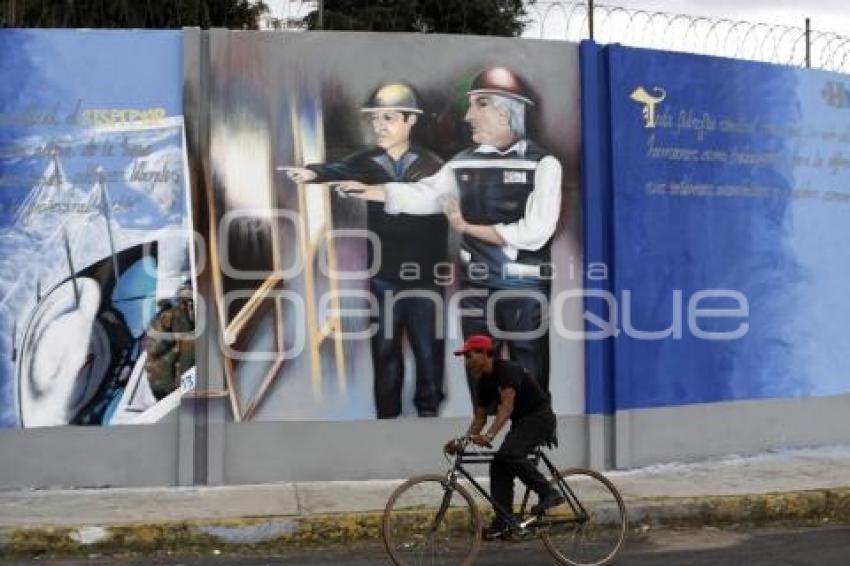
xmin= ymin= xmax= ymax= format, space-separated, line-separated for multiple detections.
xmin=444 ymin=435 xmax=493 ymax=456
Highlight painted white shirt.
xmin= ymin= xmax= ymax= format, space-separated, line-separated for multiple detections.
xmin=384 ymin=139 xmax=562 ymax=253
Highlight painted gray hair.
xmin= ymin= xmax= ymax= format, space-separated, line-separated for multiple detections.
xmin=491 ymin=94 xmax=526 ymax=138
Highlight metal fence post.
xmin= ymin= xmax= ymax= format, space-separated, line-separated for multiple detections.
xmin=805 ymin=18 xmax=811 ymax=68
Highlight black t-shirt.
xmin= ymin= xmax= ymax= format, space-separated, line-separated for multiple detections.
xmin=476 ymin=359 xmax=549 ymax=420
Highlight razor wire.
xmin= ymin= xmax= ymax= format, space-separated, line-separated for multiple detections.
xmin=5 ymin=0 xmax=850 ymax=72
xmin=524 ymin=1 xmax=850 ymax=73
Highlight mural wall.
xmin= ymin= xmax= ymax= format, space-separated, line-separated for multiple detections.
xmin=202 ymin=33 xmax=584 ymax=421
xmin=582 ymin=43 xmax=850 ymax=413
xmin=12 ymin=30 xmax=848 ymax=430
xmin=0 ymin=30 xmax=195 ymax=428
xmin=4 ymin=29 xmax=850 ymax=488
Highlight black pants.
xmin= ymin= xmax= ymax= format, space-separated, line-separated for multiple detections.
xmin=371 ymin=277 xmax=445 ymax=418
xmin=460 ymin=286 xmax=550 ymax=404
xmin=491 ymin=409 xmax=557 ymax=522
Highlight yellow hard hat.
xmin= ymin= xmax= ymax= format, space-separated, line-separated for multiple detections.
xmin=361 ymin=83 xmax=423 ymax=114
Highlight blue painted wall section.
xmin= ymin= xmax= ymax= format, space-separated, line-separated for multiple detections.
xmin=582 ymin=43 xmax=850 ymax=412
xmin=580 ymin=41 xmax=616 ymax=415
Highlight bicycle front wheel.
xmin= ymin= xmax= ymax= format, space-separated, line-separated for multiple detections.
xmin=539 ymin=468 xmax=628 ymax=566
xmin=382 ymin=474 xmax=482 ymax=566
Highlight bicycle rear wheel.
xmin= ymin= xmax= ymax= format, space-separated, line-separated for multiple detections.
xmin=539 ymin=468 xmax=628 ymax=566
xmin=382 ymin=474 xmax=482 ymax=566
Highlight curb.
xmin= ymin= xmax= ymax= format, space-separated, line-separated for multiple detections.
xmin=629 ymin=488 xmax=850 ymax=527
xmin=1 ymin=488 xmax=849 ymax=557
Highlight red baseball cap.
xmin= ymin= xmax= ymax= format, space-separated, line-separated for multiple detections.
xmin=453 ymin=334 xmax=494 ymax=356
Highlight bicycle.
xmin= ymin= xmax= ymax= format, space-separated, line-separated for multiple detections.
xmin=382 ymin=436 xmax=627 ymax=565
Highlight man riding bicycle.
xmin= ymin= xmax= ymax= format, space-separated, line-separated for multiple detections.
xmin=449 ymin=334 xmax=564 ymax=539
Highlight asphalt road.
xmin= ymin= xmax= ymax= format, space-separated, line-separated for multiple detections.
xmin=8 ymin=524 xmax=850 ymax=565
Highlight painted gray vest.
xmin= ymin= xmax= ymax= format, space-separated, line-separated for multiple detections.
xmin=450 ymin=141 xmax=553 ymax=290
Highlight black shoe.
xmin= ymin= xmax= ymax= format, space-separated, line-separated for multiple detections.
xmin=482 ymin=520 xmax=508 ymax=541
xmin=530 ymin=491 xmax=566 ymax=515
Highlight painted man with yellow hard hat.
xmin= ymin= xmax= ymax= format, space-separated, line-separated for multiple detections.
xmin=283 ymin=82 xmax=448 ymax=419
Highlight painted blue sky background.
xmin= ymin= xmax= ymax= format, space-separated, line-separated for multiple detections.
xmin=0 ymin=29 xmax=181 ymax=116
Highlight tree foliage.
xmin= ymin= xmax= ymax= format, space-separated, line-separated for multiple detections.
xmin=304 ymin=0 xmax=533 ymax=36
xmin=1 ymin=0 xmax=269 ymax=29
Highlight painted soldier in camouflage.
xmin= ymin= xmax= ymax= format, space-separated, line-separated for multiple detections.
xmin=145 ymin=287 xmax=195 ymax=400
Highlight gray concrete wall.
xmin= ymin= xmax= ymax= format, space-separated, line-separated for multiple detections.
xmin=222 ymin=415 xmax=588 ymax=484
xmin=3 ymin=395 xmax=850 ymax=488
xmin=0 ymin=419 xmax=179 ymax=489
xmin=614 ymin=393 xmax=850 ymax=469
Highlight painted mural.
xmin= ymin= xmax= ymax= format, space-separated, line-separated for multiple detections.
xmin=0 ymin=30 xmax=195 ymax=427
xmin=3 ymin=29 xmax=849 ymax=427
xmin=582 ymin=43 xmax=850 ymax=412
xmin=202 ymin=33 xmax=584 ymax=420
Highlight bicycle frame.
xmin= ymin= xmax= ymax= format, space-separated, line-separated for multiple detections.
xmin=445 ymin=444 xmax=590 ymax=534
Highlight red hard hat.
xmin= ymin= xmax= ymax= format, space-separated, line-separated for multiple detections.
xmin=467 ymin=67 xmax=534 ymax=106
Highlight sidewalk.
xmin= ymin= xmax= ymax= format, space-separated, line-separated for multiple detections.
xmin=2 ymin=446 xmax=850 ymax=554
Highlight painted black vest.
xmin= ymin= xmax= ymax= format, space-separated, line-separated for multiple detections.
xmin=308 ymin=147 xmax=447 ymax=287
xmin=450 ymin=141 xmax=553 ymax=290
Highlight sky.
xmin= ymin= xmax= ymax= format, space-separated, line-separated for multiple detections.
xmin=266 ymin=0 xmax=314 ymax=25
xmin=267 ymin=1 xmax=850 ymax=37
xmin=595 ymin=0 xmax=850 ymax=34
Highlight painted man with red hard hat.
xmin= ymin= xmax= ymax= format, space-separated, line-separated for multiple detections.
xmin=337 ymin=67 xmax=562 ymax=401
xmin=449 ymin=333 xmax=561 ymax=539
